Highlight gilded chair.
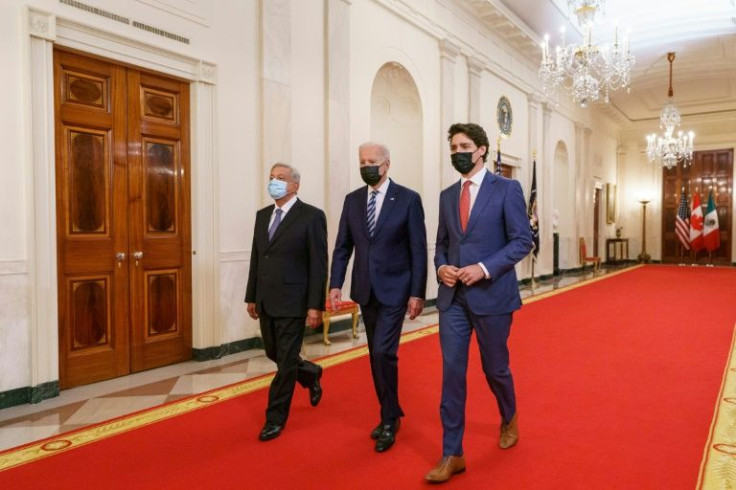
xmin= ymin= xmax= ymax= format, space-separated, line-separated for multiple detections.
xmin=579 ymin=237 xmax=601 ymax=273
xmin=321 ymin=296 xmax=360 ymax=346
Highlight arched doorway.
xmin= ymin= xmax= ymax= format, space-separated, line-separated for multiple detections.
xmin=370 ymin=62 xmax=423 ymax=192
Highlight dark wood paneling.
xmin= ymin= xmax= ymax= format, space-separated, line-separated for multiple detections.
xmin=661 ymin=149 xmax=733 ymax=265
xmin=55 ymin=49 xmax=191 ymax=389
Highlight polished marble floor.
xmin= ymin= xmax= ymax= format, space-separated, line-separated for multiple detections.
xmin=0 ymin=265 xmax=623 ymax=452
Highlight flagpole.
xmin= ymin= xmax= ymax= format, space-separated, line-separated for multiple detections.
xmin=529 ymin=149 xmax=539 ymax=290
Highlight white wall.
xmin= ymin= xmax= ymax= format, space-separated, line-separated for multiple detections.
xmin=2 ymin=0 xmax=707 ymax=396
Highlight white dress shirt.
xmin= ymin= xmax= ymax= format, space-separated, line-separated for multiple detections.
xmin=367 ymin=178 xmax=391 ymax=222
xmin=269 ymin=195 xmax=298 ymax=229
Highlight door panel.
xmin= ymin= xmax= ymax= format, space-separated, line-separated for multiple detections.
xmin=55 ymin=51 xmax=129 ymax=388
xmin=128 ymin=70 xmax=192 ymax=373
xmin=56 ymin=50 xmax=191 ymax=388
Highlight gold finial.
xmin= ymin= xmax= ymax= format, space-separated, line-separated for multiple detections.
xmin=533 ymin=149 xmax=537 ymax=159
xmin=497 ymin=135 xmax=501 ymax=151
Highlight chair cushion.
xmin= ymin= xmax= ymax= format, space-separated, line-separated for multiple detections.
xmin=325 ymin=300 xmax=358 ymax=314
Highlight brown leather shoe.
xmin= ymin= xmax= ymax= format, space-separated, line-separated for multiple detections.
xmin=499 ymin=413 xmax=519 ymax=449
xmin=424 ymin=455 xmax=466 ymax=483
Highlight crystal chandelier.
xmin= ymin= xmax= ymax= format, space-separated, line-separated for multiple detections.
xmin=645 ymin=52 xmax=694 ymax=169
xmin=539 ymin=0 xmax=635 ymax=107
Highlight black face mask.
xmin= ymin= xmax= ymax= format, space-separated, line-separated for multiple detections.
xmin=451 ymin=152 xmax=476 ymax=175
xmin=360 ymin=165 xmax=382 ymax=186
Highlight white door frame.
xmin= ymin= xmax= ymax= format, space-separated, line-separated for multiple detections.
xmin=26 ymin=7 xmax=220 ymax=389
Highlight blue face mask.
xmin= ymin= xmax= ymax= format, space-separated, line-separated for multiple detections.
xmin=268 ymin=178 xmax=289 ymax=199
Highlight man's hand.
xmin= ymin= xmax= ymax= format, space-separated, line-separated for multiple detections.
xmin=306 ymin=308 xmax=322 ymax=329
xmin=246 ymin=302 xmax=259 ymax=320
xmin=438 ymin=265 xmax=460 ymax=287
xmin=407 ymin=297 xmax=424 ymax=320
xmin=457 ymin=264 xmax=485 ymax=287
xmin=328 ymin=288 xmax=342 ymax=312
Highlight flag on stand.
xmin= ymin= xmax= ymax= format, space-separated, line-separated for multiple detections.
xmin=703 ymin=189 xmax=720 ymax=252
xmin=527 ymin=159 xmax=539 ymax=258
xmin=689 ymin=192 xmax=705 ymax=252
xmin=495 ymin=147 xmax=503 ymax=176
xmin=675 ymin=189 xmax=690 ymax=250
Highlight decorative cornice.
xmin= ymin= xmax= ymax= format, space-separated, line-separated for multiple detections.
xmin=467 ymin=56 xmax=484 ymax=77
xmin=439 ymin=39 xmax=461 ymax=61
xmin=199 ymin=61 xmax=217 ymax=84
xmin=28 ymin=8 xmax=56 ymax=41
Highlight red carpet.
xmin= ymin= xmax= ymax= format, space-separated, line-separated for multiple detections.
xmin=1 ymin=265 xmax=735 ymax=489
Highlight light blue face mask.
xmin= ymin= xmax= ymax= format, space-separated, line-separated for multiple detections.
xmin=268 ymin=178 xmax=289 ymax=199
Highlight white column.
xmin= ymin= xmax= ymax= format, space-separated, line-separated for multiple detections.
xmin=467 ymin=57 xmax=483 ymax=123
xmin=260 ymin=0 xmax=292 ymax=205
xmin=27 ymin=8 xmax=59 ymax=393
xmin=190 ymin=70 xmax=220 ymax=350
xmin=440 ymin=39 xmax=461 ymax=188
xmin=526 ymin=94 xmax=546 ymax=275
xmin=325 ymin=0 xmax=352 ymax=239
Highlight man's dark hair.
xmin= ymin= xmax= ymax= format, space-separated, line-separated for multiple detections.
xmin=447 ymin=123 xmax=490 ymax=162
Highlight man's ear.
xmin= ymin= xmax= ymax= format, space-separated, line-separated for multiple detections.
xmin=478 ymin=146 xmax=487 ymax=158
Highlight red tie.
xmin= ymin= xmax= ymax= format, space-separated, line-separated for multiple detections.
xmin=460 ymin=180 xmax=471 ymax=232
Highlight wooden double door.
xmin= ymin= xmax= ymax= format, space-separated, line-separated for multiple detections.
xmin=54 ymin=50 xmax=192 ymax=389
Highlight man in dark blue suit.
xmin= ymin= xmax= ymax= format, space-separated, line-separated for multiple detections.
xmin=329 ymin=142 xmax=427 ymax=453
xmin=425 ymin=124 xmax=533 ymax=483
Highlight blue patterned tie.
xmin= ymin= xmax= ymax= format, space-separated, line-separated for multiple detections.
xmin=268 ymin=208 xmax=282 ymax=241
xmin=367 ymin=190 xmax=378 ymax=237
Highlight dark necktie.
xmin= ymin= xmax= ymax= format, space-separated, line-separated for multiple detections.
xmin=268 ymin=208 xmax=282 ymax=241
xmin=460 ymin=181 xmax=471 ymax=232
xmin=367 ymin=190 xmax=378 ymax=237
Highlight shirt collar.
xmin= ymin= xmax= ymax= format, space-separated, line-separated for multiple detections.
xmin=275 ymin=195 xmax=298 ymax=214
xmin=461 ymin=167 xmax=488 ymax=187
xmin=368 ymin=177 xmax=391 ymax=195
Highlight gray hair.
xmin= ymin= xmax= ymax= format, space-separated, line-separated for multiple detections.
xmin=358 ymin=142 xmax=391 ymax=161
xmin=270 ymin=162 xmax=301 ymax=184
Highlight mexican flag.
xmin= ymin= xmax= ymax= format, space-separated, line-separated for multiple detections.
xmin=703 ymin=189 xmax=720 ymax=252
xmin=689 ymin=192 xmax=705 ymax=252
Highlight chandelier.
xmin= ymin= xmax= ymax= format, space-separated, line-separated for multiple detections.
xmin=539 ymin=0 xmax=635 ymax=107
xmin=645 ymin=52 xmax=694 ymax=169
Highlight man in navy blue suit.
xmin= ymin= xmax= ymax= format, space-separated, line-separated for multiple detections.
xmin=329 ymin=142 xmax=427 ymax=453
xmin=425 ymin=124 xmax=533 ymax=483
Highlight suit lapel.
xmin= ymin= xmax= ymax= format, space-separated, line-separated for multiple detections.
xmin=259 ymin=205 xmax=275 ymax=243
xmin=268 ymin=199 xmax=303 ymax=246
xmin=448 ymin=181 xmax=462 ymax=235
xmin=373 ymin=181 xmax=399 ymax=237
xmin=465 ymin=171 xmax=496 ymax=234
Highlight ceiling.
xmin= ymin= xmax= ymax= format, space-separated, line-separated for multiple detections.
xmin=463 ymin=0 xmax=736 ymax=123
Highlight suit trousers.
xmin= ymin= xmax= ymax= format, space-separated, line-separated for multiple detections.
xmin=360 ymin=292 xmax=407 ymax=424
xmin=438 ymin=286 xmax=515 ymax=457
xmin=259 ymin=311 xmax=321 ymax=425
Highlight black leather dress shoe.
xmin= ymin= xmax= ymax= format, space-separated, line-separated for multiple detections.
xmin=371 ymin=417 xmax=400 ymax=440
xmin=370 ymin=422 xmax=383 ymax=440
xmin=309 ymin=366 xmax=323 ymax=407
xmin=375 ymin=419 xmax=400 ymax=452
xmin=259 ymin=422 xmax=284 ymax=441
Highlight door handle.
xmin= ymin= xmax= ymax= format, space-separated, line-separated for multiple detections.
xmin=116 ymin=252 xmax=126 ymax=268
xmin=133 ymin=251 xmax=143 ymax=267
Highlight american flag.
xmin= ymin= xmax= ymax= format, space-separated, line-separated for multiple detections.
xmin=675 ymin=189 xmax=690 ymax=250
xmin=527 ymin=159 xmax=539 ymax=258
xmin=495 ymin=148 xmax=503 ymax=176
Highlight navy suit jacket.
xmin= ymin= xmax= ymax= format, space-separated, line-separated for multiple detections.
xmin=245 ymin=199 xmax=328 ymax=317
xmin=330 ymin=180 xmax=427 ymax=307
xmin=434 ymin=171 xmax=533 ymax=315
